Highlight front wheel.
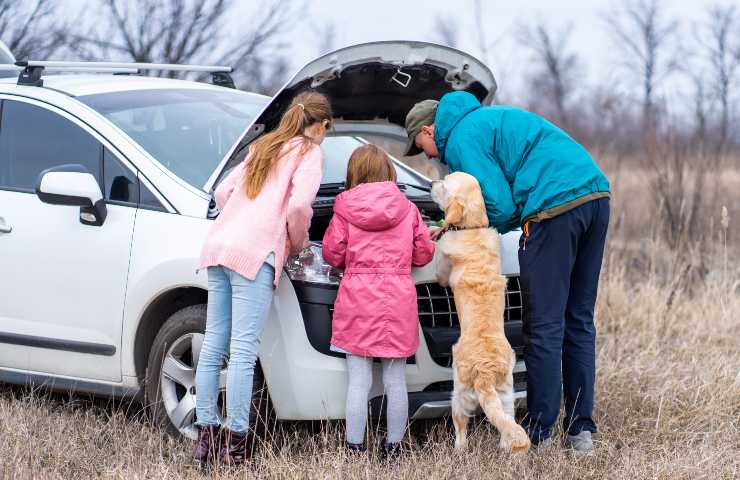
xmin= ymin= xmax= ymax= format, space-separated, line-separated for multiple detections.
xmin=145 ymin=304 xmax=274 ymax=440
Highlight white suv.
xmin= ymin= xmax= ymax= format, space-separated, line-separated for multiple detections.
xmin=0 ymin=41 xmax=526 ymax=439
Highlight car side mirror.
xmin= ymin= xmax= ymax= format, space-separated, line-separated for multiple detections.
xmin=35 ymin=164 xmax=107 ymax=226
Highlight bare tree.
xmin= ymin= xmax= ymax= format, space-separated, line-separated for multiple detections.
xmin=517 ymin=20 xmax=580 ymax=129
xmin=689 ymin=73 xmax=711 ymax=147
xmin=472 ymin=0 xmax=490 ymax=65
xmin=219 ymin=0 xmax=298 ymax=92
xmin=75 ymin=0 xmax=297 ymax=93
xmin=313 ymin=21 xmax=337 ymax=56
xmin=433 ymin=15 xmax=458 ymax=48
xmin=240 ymin=54 xmax=291 ymax=95
xmin=678 ymin=5 xmax=739 ymax=249
xmin=444 ymin=0 xmax=501 ymax=65
xmin=76 ymin=0 xmax=226 ymax=66
xmin=0 ymin=0 xmax=71 ymax=59
xmin=430 ymin=0 xmax=509 ymax=96
xmin=606 ymin=0 xmax=678 ymax=131
xmin=696 ymin=4 xmax=739 ymax=150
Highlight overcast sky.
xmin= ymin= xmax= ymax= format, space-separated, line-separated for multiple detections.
xmin=234 ymin=0 xmax=736 ymax=113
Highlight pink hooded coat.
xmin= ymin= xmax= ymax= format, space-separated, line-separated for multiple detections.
xmin=322 ymin=182 xmax=435 ymax=358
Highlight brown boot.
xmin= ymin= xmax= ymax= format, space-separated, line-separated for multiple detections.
xmin=193 ymin=425 xmax=221 ymax=467
xmin=219 ymin=429 xmax=252 ymax=466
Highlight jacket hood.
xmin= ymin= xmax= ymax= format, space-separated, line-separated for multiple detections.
xmin=334 ymin=181 xmax=411 ymax=231
xmin=434 ymin=91 xmax=482 ymax=164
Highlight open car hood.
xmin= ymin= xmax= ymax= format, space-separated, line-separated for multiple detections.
xmin=205 ymin=41 xmax=496 ymax=191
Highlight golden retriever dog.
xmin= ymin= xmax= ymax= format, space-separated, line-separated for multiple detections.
xmin=431 ymin=172 xmax=530 ymax=453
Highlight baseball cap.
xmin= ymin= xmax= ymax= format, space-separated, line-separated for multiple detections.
xmin=404 ymin=99 xmax=438 ymax=156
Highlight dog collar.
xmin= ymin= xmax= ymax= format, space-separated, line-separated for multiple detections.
xmin=438 ymin=224 xmax=489 ymax=238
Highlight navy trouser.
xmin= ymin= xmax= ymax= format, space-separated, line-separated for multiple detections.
xmin=519 ymin=197 xmax=610 ymax=444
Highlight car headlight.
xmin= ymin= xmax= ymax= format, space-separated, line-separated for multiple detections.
xmin=285 ymin=242 xmax=343 ymax=286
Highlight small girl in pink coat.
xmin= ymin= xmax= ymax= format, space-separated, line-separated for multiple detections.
xmin=322 ymin=144 xmax=435 ymax=456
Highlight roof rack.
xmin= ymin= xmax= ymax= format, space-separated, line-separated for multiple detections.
xmin=0 ymin=65 xmax=138 ymax=73
xmin=3 ymin=61 xmax=235 ymax=89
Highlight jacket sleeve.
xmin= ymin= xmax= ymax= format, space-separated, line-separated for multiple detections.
xmin=446 ymin=130 xmax=520 ymax=234
xmin=411 ymin=207 xmax=435 ymax=266
xmin=213 ymin=161 xmax=245 ymax=211
xmin=287 ymin=145 xmax=324 ymax=253
xmin=321 ymin=213 xmax=348 ymax=269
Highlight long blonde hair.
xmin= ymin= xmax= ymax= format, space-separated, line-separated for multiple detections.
xmin=244 ymin=91 xmax=332 ymax=199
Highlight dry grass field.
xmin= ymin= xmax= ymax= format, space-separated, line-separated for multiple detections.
xmin=1 ymin=168 xmax=738 ymax=480
xmin=2 ymin=253 xmax=737 ymax=479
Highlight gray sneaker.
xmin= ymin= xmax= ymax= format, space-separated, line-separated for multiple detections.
xmin=530 ymin=436 xmax=552 ymax=452
xmin=564 ymin=431 xmax=594 ymax=455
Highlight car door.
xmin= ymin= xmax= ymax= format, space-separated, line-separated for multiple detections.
xmin=0 ymin=97 xmax=136 ymax=382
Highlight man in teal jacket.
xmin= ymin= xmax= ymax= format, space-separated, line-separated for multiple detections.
xmin=405 ymin=91 xmax=610 ymax=452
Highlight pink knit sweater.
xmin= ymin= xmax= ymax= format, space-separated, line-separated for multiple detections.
xmin=198 ymin=137 xmax=324 ymax=286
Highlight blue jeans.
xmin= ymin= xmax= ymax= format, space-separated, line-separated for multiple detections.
xmin=195 ymin=264 xmax=274 ymax=433
xmin=519 ymin=198 xmax=610 ymax=444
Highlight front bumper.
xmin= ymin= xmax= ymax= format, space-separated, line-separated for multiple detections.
xmin=281 ymin=273 xmax=527 ymax=420
xmin=409 ymin=391 xmax=527 ymax=420
xmin=370 ymin=361 xmax=527 ymax=420
xmin=259 ymin=275 xmax=465 ymax=420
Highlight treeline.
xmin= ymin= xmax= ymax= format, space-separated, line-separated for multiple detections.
xmin=0 ymin=0 xmax=299 ymax=93
xmin=2 ymin=0 xmax=737 ymax=257
xmin=435 ymin=0 xmax=738 ymax=261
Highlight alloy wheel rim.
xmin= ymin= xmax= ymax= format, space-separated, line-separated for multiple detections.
xmin=159 ymin=332 xmax=226 ymax=440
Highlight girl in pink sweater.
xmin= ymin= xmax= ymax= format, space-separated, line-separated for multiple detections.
xmin=194 ymin=91 xmax=332 ymax=467
xmin=322 ymin=144 xmax=435 ymax=457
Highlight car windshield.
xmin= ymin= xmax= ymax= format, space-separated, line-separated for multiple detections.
xmin=214 ymin=135 xmax=430 ymax=195
xmin=79 ymin=88 xmax=267 ymax=189
xmin=319 ymin=136 xmax=428 ymax=190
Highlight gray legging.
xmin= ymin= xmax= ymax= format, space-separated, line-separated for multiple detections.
xmin=345 ymin=354 xmax=408 ymax=445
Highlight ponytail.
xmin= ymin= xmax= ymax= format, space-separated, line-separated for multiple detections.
xmin=244 ymin=91 xmax=332 ymax=199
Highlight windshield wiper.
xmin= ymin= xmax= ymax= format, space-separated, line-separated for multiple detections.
xmin=317 ymin=182 xmax=430 ymax=196
xmin=317 ymin=182 xmax=345 ymax=195
xmin=397 ymin=182 xmax=431 ymax=192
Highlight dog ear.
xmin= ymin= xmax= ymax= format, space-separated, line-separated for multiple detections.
xmin=446 ymin=196 xmax=464 ymax=225
xmin=468 ymin=196 xmax=489 ymax=228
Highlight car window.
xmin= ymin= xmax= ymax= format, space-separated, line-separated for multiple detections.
xmin=0 ymin=100 xmax=101 ymax=191
xmin=103 ymin=150 xmax=166 ymax=210
xmin=79 ymin=89 xmax=267 ymax=190
xmin=139 ymin=183 xmax=166 ymax=211
xmin=103 ymin=148 xmax=138 ymax=204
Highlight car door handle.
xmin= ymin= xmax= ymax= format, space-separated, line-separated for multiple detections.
xmin=0 ymin=218 xmax=11 ymax=234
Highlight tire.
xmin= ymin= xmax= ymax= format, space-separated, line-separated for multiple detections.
xmin=145 ymin=304 xmax=274 ymax=441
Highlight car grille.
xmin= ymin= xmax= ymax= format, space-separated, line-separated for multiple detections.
xmin=416 ymin=277 xmax=525 ymax=328
xmin=416 ymin=277 xmax=525 ymax=368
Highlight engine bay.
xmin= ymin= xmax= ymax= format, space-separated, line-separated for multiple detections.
xmin=307 ymin=192 xmax=444 ymax=242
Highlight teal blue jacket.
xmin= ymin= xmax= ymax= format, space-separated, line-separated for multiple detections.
xmin=434 ymin=92 xmax=610 ymax=234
